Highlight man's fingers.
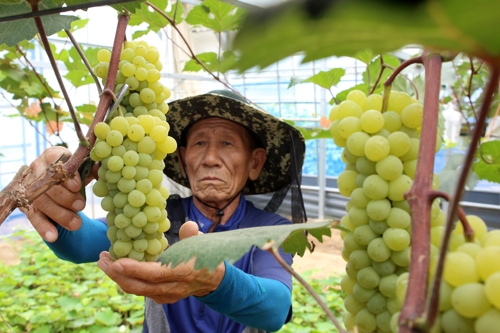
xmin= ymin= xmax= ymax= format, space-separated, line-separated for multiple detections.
xmin=32 ymin=193 xmax=82 ymax=231
xmin=179 ymin=221 xmax=201 ymax=240
xmin=20 ymin=205 xmax=59 ymax=242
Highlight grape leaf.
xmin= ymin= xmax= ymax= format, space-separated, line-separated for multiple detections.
xmin=472 ymin=141 xmax=500 ymax=183
xmin=56 ymin=18 xmax=88 ymax=37
xmin=0 ymin=0 xmax=22 ymax=4
xmin=302 ymin=68 xmax=346 ymax=90
xmin=129 ymin=0 xmax=181 ymax=39
xmin=295 ymin=127 xmax=332 ymax=141
xmin=0 ymin=0 xmax=78 ymax=46
xmin=233 ymin=0 xmax=500 ymax=71
xmin=183 ymin=51 xmax=236 ymax=74
xmin=159 ymin=221 xmax=334 ymax=272
xmin=0 ymin=63 xmax=60 ymax=100
xmin=336 ymin=83 xmax=368 ymax=103
xmin=363 ymin=55 xmax=400 ymax=92
xmin=352 ymin=50 xmax=376 ymax=65
xmin=58 ymin=46 xmax=99 ymax=87
xmin=185 ymin=0 xmax=246 ymax=33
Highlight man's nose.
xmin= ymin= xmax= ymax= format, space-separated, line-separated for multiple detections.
xmin=202 ymin=144 xmax=221 ymax=166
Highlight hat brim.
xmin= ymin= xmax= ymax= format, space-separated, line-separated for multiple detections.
xmin=163 ymin=93 xmax=305 ymax=195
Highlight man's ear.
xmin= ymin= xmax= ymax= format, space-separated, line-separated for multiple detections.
xmin=178 ymin=147 xmax=187 ymax=178
xmin=248 ymin=148 xmax=267 ymax=181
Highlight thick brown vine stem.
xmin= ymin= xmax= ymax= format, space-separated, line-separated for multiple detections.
xmin=267 ymin=247 xmax=347 ymax=333
xmin=31 ymin=1 xmax=87 ymax=145
xmin=0 ymin=166 xmax=30 ymax=224
xmin=0 ymin=14 xmax=130 ymax=226
xmin=399 ymin=53 xmax=442 ymax=333
xmin=63 ymin=13 xmax=129 ymax=176
xmin=423 ymin=63 xmax=500 ymax=327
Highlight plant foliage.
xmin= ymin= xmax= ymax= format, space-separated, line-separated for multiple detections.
xmin=0 ymin=231 xmax=144 ymax=332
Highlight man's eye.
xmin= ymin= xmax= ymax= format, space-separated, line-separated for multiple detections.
xmin=223 ymin=141 xmax=232 ymax=146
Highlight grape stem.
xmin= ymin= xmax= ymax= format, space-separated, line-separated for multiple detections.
xmin=0 ymin=13 xmax=130 ymax=226
xmin=30 ymin=1 xmax=87 ymax=145
xmin=267 ymin=247 xmax=347 ymax=333
xmin=429 ymin=190 xmax=474 ymax=241
xmin=381 ymin=55 xmax=423 ymax=112
xmin=399 ymin=52 xmax=442 ymax=333
xmin=65 ymin=29 xmax=103 ymax=96
xmin=423 ymin=63 xmax=500 ymax=329
xmin=369 ymin=55 xmax=385 ymax=95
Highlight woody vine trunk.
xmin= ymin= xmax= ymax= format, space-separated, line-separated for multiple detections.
xmin=0 ymin=13 xmax=130 ymax=226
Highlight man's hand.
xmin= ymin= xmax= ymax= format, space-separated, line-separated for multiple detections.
xmin=20 ymin=146 xmax=97 ymax=242
xmin=97 ymin=221 xmax=225 ymax=304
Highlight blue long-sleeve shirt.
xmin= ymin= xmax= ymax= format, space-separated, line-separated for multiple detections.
xmin=45 ymin=196 xmax=293 ymax=333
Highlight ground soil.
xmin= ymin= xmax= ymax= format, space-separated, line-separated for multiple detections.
xmin=0 ymin=225 xmax=346 ymax=280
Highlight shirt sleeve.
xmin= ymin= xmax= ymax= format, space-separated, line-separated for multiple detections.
xmin=196 ymin=261 xmax=292 ymax=332
xmin=44 ymin=212 xmax=110 ymax=263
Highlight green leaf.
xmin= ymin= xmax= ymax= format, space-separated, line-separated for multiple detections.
xmin=111 ymin=1 xmax=143 ymax=14
xmin=287 ymin=76 xmax=304 ymax=89
xmin=57 ymin=296 xmax=81 ymax=311
xmin=303 ymin=68 xmax=346 ymax=90
xmin=94 ymin=309 xmax=121 ymax=327
xmin=183 ymin=51 xmax=236 ymax=74
xmin=129 ymin=0 xmax=175 ymax=38
xmin=363 ymin=54 xmax=400 ymax=92
xmin=56 ymin=18 xmax=89 ymax=37
xmin=472 ymin=141 xmax=500 ymax=183
xmin=294 ymin=126 xmax=332 ymax=140
xmin=233 ymin=0 xmax=500 ymax=71
xmin=352 ymin=50 xmax=376 ymax=65
xmin=186 ymin=0 xmax=246 ymax=33
xmin=58 ymin=46 xmax=99 ymax=87
xmin=0 ymin=0 xmax=78 ymax=46
xmin=0 ymin=0 xmax=22 ymax=3
xmin=159 ymin=221 xmax=333 ymax=272
xmin=336 ymin=83 xmax=368 ymax=103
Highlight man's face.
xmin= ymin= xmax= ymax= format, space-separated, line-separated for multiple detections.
xmin=179 ymin=118 xmax=266 ymax=205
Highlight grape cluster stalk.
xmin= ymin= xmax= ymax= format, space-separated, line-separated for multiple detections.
xmin=331 ymin=89 xmax=500 ymax=333
xmin=90 ymin=40 xmax=176 ymax=262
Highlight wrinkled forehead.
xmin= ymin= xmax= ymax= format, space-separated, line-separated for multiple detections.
xmin=182 ymin=117 xmax=255 ymax=146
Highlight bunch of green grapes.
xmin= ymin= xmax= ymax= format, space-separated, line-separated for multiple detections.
xmin=396 ymin=216 xmax=500 ymax=333
xmin=333 ymin=90 xmax=500 ymax=333
xmin=90 ymin=40 xmax=177 ymax=262
xmin=332 ymin=89 xmax=437 ymax=333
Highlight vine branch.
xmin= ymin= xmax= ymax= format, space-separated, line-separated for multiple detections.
xmin=399 ymin=52 xmax=442 ymax=333
xmin=370 ymin=56 xmax=385 ymax=95
xmin=0 ymin=13 xmax=130 ymax=226
xmin=65 ymin=29 xmax=103 ymax=95
xmin=145 ymin=1 xmax=237 ymax=94
xmin=381 ymin=55 xmax=423 ymax=112
xmin=31 ymin=2 xmax=86 ymax=145
xmin=268 ymin=246 xmax=347 ymax=333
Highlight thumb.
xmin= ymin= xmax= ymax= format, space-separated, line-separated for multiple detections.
xmin=179 ymin=221 xmax=202 ymax=240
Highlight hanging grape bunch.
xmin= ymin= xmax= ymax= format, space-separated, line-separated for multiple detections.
xmin=90 ymin=40 xmax=177 ymax=262
xmin=332 ymin=89 xmax=500 ymax=333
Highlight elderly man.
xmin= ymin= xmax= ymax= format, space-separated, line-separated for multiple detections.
xmin=23 ymin=90 xmax=306 ymax=333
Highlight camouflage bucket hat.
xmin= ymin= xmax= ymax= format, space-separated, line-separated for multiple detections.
xmin=163 ymin=90 xmax=306 ymax=195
